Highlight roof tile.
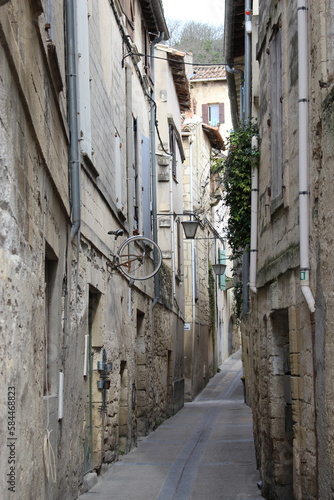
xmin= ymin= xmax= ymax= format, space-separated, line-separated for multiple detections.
xmin=190 ymin=65 xmax=226 ymax=81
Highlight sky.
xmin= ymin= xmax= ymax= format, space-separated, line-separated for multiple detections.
xmin=162 ymin=0 xmax=225 ymax=27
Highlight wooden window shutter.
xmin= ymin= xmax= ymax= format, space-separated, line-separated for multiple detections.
xmin=120 ymin=0 xmax=135 ymax=36
xmin=202 ymin=104 xmax=209 ymax=125
xmin=219 ymin=248 xmax=226 ymax=290
xmin=219 ymin=103 xmax=225 ymax=124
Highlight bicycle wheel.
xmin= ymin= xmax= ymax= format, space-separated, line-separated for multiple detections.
xmin=116 ymin=235 xmax=162 ymax=281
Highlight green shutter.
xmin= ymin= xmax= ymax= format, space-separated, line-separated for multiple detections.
xmin=219 ymin=248 xmax=226 ymax=290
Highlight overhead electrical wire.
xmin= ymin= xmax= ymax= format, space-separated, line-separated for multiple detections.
xmin=124 ymin=50 xmax=244 ymax=67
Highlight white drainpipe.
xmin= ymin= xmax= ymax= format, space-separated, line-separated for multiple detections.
xmin=169 ymin=151 xmax=176 ymax=299
xmin=297 ymin=0 xmax=315 ymax=313
xmin=125 ymin=63 xmax=135 ymax=235
xmin=249 ymin=136 xmax=258 ymax=293
xmin=189 ymin=137 xmax=196 ymax=322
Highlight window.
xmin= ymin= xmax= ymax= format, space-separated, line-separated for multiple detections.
xmin=120 ymin=0 xmax=135 ymax=37
xmin=133 ymin=117 xmax=139 ymax=229
xmin=114 ymin=128 xmax=125 ymax=218
xmin=141 ymin=23 xmax=152 ymax=79
xmin=209 ymin=104 xmax=219 ymax=126
xmin=77 ymin=0 xmax=92 ymax=157
xmin=176 ymin=219 xmax=182 ymax=278
xmin=168 ymin=118 xmax=184 ymax=181
xmin=44 ymin=245 xmax=59 ymax=396
xmin=202 ymin=103 xmax=225 ymax=126
xmin=218 ymin=248 xmax=226 ymax=290
xmin=141 ymin=135 xmax=151 ymax=237
xmin=169 ymin=123 xmax=177 ymax=180
xmin=270 ymin=25 xmax=283 ymax=200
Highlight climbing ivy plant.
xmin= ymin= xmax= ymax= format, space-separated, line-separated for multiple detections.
xmin=212 ymin=121 xmax=259 ymax=319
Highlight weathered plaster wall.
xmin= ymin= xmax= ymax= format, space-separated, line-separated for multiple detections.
xmin=190 ymin=77 xmax=233 ymax=141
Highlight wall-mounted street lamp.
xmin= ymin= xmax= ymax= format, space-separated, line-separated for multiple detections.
xmin=181 ymin=220 xmax=200 ymax=239
xmin=212 ymin=263 xmax=227 ymax=276
xmin=157 ymin=212 xmax=201 ymax=239
xmin=157 ymin=212 xmax=226 ymax=244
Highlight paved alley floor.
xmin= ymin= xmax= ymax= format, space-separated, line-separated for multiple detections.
xmin=78 ymin=350 xmax=263 ymax=500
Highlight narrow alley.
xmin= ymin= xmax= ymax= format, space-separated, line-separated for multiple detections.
xmin=78 ymin=351 xmax=262 ymax=500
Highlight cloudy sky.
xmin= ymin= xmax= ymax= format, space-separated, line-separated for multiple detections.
xmin=162 ymin=0 xmax=225 ymax=27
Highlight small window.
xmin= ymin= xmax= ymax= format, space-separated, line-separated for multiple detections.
xmin=44 ymin=245 xmax=59 ymax=396
xmin=218 ymin=248 xmax=226 ymax=290
xmin=120 ymin=0 xmax=135 ymax=36
xmin=169 ymin=124 xmax=177 ymax=180
xmin=202 ymin=103 xmax=225 ymax=126
xmin=176 ymin=219 xmax=182 ymax=278
xmin=209 ymin=104 xmax=219 ymax=126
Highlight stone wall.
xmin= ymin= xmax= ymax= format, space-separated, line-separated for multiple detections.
xmin=1 ymin=1 xmax=185 ymax=498
xmin=309 ymin=1 xmax=334 ymax=498
xmin=242 ymin=1 xmax=322 ymax=498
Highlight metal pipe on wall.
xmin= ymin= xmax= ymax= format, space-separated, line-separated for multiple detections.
xmin=249 ymin=136 xmax=258 ymax=293
xmin=297 ymin=0 xmax=315 ymax=312
xmin=125 ymin=63 xmax=135 ymax=235
xmin=244 ymin=0 xmax=252 ymax=121
xmin=150 ymin=32 xmax=165 ymax=305
xmin=66 ymin=0 xmax=81 ymax=240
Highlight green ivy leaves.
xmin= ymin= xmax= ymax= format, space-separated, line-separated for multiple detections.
xmin=212 ymin=121 xmax=259 ymax=319
xmin=221 ymin=121 xmax=259 ymax=256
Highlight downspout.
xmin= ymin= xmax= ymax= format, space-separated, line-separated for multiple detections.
xmin=242 ymin=0 xmax=253 ymax=314
xmin=150 ymin=32 xmax=165 ymax=306
xmin=298 ymin=4 xmax=318 ymax=494
xmin=244 ymin=0 xmax=252 ymax=121
xmin=189 ymin=136 xmax=196 ymax=323
xmin=125 ymin=63 xmax=135 ymax=235
xmin=249 ymin=136 xmax=259 ymax=293
xmin=189 ymin=135 xmax=196 ymax=393
xmin=66 ymin=0 xmax=81 ymax=240
xmin=297 ymin=0 xmax=315 ymax=313
xmin=169 ymin=150 xmax=176 ymax=301
xmin=226 ymin=66 xmax=245 ymax=124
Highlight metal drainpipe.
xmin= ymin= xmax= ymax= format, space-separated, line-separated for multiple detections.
xmin=241 ymin=0 xmax=252 ymax=313
xmin=125 ymin=63 xmax=135 ymax=235
xmin=297 ymin=0 xmax=315 ymax=312
xmin=249 ymin=136 xmax=259 ymax=293
xmin=150 ymin=32 xmax=165 ymax=306
xmin=244 ymin=0 xmax=252 ymax=121
xmin=66 ymin=0 xmax=81 ymax=241
xmin=189 ymin=136 xmax=196 ymax=323
xmin=226 ymin=66 xmax=245 ymax=124
xmin=169 ymin=152 xmax=176 ymax=300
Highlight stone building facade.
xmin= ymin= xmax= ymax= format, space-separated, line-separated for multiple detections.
xmin=225 ymin=0 xmax=334 ymax=499
xmin=0 ymin=1 xmax=188 ymax=499
xmin=189 ymin=65 xmax=233 ymax=142
xmin=181 ymin=119 xmax=229 ymax=400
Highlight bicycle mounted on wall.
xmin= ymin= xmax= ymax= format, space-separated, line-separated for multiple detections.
xmin=108 ymin=230 xmax=162 ymax=281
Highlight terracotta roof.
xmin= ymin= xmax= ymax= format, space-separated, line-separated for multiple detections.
xmin=190 ymin=65 xmax=226 ymax=81
xmin=155 ymin=44 xmax=191 ymax=110
xmin=202 ymin=124 xmax=225 ymax=150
